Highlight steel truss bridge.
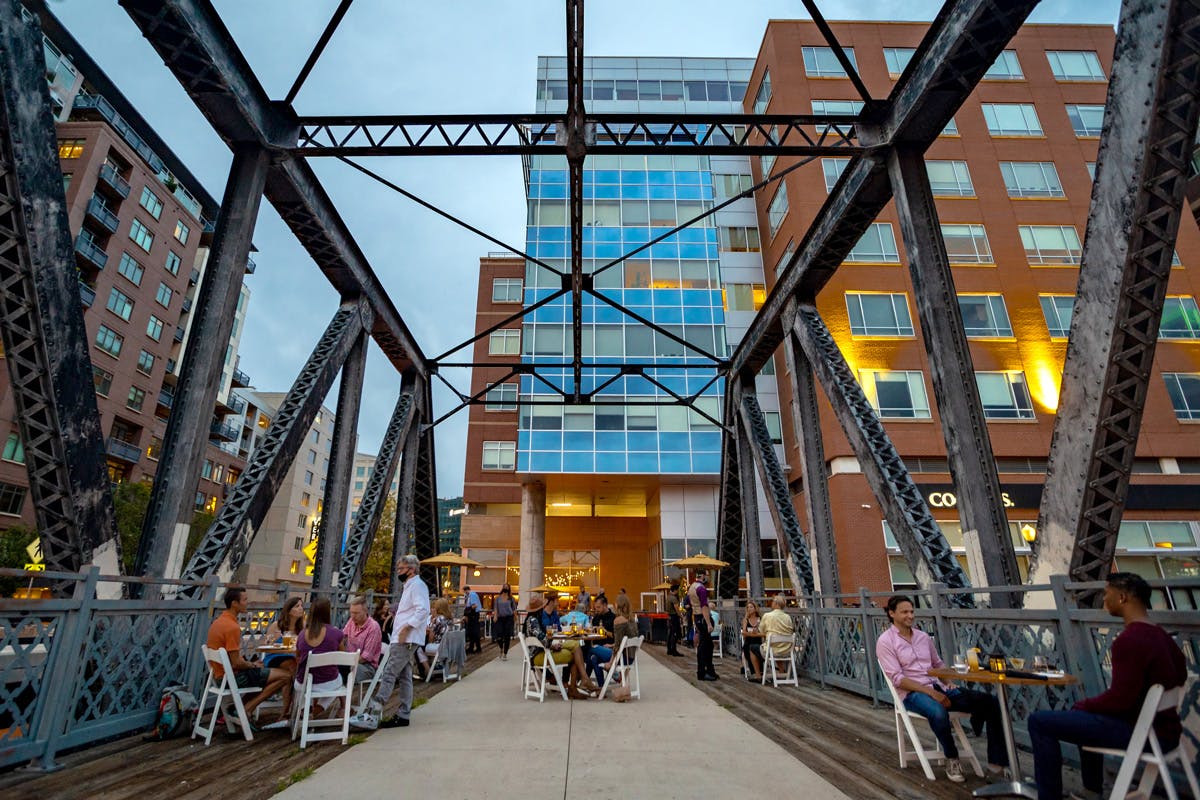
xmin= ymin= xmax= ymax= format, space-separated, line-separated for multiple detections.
xmin=0 ymin=0 xmax=1197 ymax=610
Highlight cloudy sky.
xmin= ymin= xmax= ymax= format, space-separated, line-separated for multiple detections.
xmin=48 ymin=0 xmax=1121 ymax=495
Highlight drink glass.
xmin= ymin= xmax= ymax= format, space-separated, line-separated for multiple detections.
xmin=1032 ymin=655 xmax=1048 ymax=671
xmin=966 ymin=649 xmax=980 ymax=671
xmin=952 ymin=653 xmax=967 ymax=671
xmin=1009 ymin=657 xmax=1025 ymax=670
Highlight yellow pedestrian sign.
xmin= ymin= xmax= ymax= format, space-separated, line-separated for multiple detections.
xmin=26 ymin=538 xmax=43 ymax=564
xmin=303 ymin=538 xmax=318 ymax=576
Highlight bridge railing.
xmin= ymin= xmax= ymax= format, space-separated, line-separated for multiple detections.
xmin=0 ymin=567 xmax=400 ymax=771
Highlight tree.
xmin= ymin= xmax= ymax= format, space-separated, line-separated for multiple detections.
xmin=0 ymin=524 xmax=38 ymax=596
xmin=360 ymin=496 xmax=396 ymax=594
xmin=113 ymin=481 xmax=152 ymax=573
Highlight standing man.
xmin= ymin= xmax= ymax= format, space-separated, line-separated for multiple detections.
xmin=351 ymin=554 xmax=430 ymax=730
xmin=463 ymin=585 xmax=483 ymax=654
xmin=665 ymin=580 xmax=682 ymax=656
xmin=688 ymin=571 xmax=718 ymax=681
xmin=342 ymin=595 xmax=382 ymax=683
xmin=1027 ymin=573 xmax=1187 ymax=800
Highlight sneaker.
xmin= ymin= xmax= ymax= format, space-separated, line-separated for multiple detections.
xmin=945 ymin=759 xmax=965 ymax=783
xmin=261 ymin=719 xmax=291 ymax=731
xmin=380 ymin=715 xmax=410 ymax=728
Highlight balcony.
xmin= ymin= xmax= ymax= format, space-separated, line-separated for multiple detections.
xmin=96 ymin=163 xmax=131 ymax=199
xmin=162 ymin=358 xmax=177 ymax=385
xmin=79 ymin=282 xmax=96 ymax=308
xmin=210 ymin=419 xmax=239 ymax=442
xmin=189 ymin=268 xmax=200 ymax=285
xmin=173 ymin=326 xmax=185 ymax=343
xmin=227 ymin=393 xmax=246 ymax=415
xmin=245 ymin=255 xmax=256 ymax=275
xmin=85 ymin=196 xmax=120 ymax=234
xmin=105 ymin=438 xmax=142 ymax=464
xmin=157 ymin=389 xmax=174 ymax=412
xmin=231 ymin=367 xmax=250 ymax=388
xmin=181 ymin=297 xmax=192 ymax=313
xmin=74 ymin=233 xmax=108 ymax=270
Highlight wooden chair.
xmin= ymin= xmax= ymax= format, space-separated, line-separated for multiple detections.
xmin=762 ymin=633 xmax=798 ymax=688
xmin=1082 ymin=682 xmax=1200 ymax=800
xmin=194 ymin=645 xmax=258 ymax=744
xmin=292 ymin=650 xmax=359 ymax=749
xmin=597 ymin=635 xmax=643 ymax=700
xmin=879 ymin=664 xmax=982 ymax=781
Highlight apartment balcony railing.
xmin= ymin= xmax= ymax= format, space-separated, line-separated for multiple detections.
xmin=104 ymin=438 xmax=142 ymax=464
xmin=85 ymin=196 xmax=120 ymax=234
xmin=157 ymin=390 xmax=174 ymax=411
xmin=78 ymin=282 xmax=96 ymax=308
xmin=226 ymin=394 xmax=246 ymax=415
xmin=173 ymin=326 xmax=185 ymax=343
xmin=73 ymin=92 xmax=165 ymax=175
xmin=96 ymin=163 xmax=131 ymax=199
xmin=209 ymin=420 xmax=239 ymax=442
xmin=188 ymin=268 xmax=200 ymax=285
xmin=74 ymin=233 xmax=108 ymax=270
xmin=245 ymin=256 xmax=256 ymax=275
xmin=181 ymin=297 xmax=192 ymax=313
xmin=231 ymin=368 xmax=250 ymax=388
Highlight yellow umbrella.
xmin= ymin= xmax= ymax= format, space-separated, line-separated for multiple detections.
xmin=529 ymin=584 xmax=556 ymax=593
xmin=651 ymin=581 xmax=674 ymax=590
xmin=669 ymin=553 xmax=729 ymax=568
xmin=421 ymin=550 xmax=483 ymax=568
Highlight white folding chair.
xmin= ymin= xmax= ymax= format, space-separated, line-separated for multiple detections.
xmin=292 ymin=650 xmax=359 ymax=749
xmin=1083 ymin=682 xmax=1200 ymax=800
xmin=353 ymin=645 xmax=390 ymax=717
xmin=879 ymin=664 xmax=982 ymax=781
xmin=597 ymin=635 xmax=643 ymax=700
xmin=762 ymin=633 xmax=798 ymax=687
xmin=194 ymin=645 xmax=258 ymax=744
xmin=712 ymin=621 xmax=723 ymax=659
xmin=522 ymin=636 xmax=569 ymax=702
xmin=426 ymin=629 xmax=465 ymax=683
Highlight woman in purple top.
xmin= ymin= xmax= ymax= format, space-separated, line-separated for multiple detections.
xmin=295 ymin=599 xmax=346 ymax=714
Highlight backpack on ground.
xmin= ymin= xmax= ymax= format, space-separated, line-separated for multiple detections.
xmin=144 ymin=684 xmax=198 ymax=741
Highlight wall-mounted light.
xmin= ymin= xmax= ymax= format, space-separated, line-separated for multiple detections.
xmin=473 ymin=569 xmax=481 ymax=577
xmin=443 ymin=579 xmax=451 ymax=588
xmin=1021 ymin=524 xmax=1037 ymax=543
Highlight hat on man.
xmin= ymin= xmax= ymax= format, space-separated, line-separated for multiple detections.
xmin=526 ymin=593 xmax=547 ymax=613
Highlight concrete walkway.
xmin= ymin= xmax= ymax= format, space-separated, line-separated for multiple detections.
xmin=276 ymin=651 xmax=849 ymax=800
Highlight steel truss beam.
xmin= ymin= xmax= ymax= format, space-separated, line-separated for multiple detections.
xmin=391 ymin=412 xmax=422 ymax=595
xmin=0 ymin=1 xmax=117 ymax=578
xmin=312 ymin=329 xmax=368 ymax=591
xmin=119 ymin=0 xmax=429 ymax=378
xmin=715 ymin=393 xmax=749 ymax=600
xmin=338 ymin=370 xmax=419 ymax=591
xmin=736 ymin=383 xmax=814 ymax=597
xmin=1035 ymin=0 xmax=1200 ymax=600
xmin=178 ymin=300 xmax=372 ymax=592
xmin=292 ymin=114 xmax=861 ymax=157
xmin=790 ymin=305 xmax=973 ymax=607
xmin=887 ymin=147 xmax=1019 ymax=605
xmin=411 ymin=419 xmax=440 ymax=590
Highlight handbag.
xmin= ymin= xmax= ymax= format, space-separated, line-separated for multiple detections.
xmin=608 ymin=684 xmax=633 ymax=702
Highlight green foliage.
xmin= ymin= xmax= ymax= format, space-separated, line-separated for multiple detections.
xmin=113 ymin=481 xmax=152 ymax=572
xmin=0 ymin=524 xmax=38 ymax=596
xmin=276 ymin=766 xmax=314 ymax=792
xmin=186 ymin=510 xmax=215 ymax=565
xmin=360 ymin=496 xmax=396 ymax=594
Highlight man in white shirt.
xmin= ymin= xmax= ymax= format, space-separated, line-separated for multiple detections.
xmin=351 ymin=554 xmax=429 ymax=730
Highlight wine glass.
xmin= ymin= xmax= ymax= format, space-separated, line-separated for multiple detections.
xmin=1032 ymin=655 xmax=1048 ymax=672
xmin=1009 ymin=656 xmax=1025 ymax=670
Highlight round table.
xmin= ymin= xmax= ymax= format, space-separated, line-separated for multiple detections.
xmin=927 ymin=667 xmax=1077 ymax=799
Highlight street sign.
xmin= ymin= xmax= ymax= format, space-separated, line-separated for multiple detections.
xmin=302 ymin=538 xmax=319 ymax=562
xmin=24 ymin=563 xmax=45 ymax=571
xmin=26 ymin=538 xmax=42 ymax=564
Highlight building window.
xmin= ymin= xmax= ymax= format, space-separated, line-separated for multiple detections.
xmin=129 ymin=219 xmax=154 ymax=253
xmin=136 ymin=349 xmax=155 ymax=375
xmin=212 ymin=464 xmax=223 ymax=483
xmin=767 ymin=181 xmax=789 ymax=239
xmin=846 ymin=222 xmax=900 ymax=263
xmin=155 ymin=282 xmax=172 ymax=308
xmin=981 ymin=103 xmax=1043 ymax=137
xmin=773 ymin=240 xmax=796 ymax=277
xmin=146 ymin=436 xmax=163 ymax=460
xmin=298 ymin=513 xmax=308 ymax=529
xmin=753 ymin=69 xmax=771 ymax=113
xmin=304 ymin=470 xmax=314 ymax=485
xmin=310 ymin=429 xmax=320 ymax=444
xmin=724 ymin=284 xmax=766 ymax=312
xmin=95 ymin=325 xmax=123 ymax=357
xmin=0 ymin=483 xmax=26 ymax=516
xmin=93 ymin=365 xmax=113 ymax=395
xmin=1047 ymin=51 xmax=1105 ymax=82
xmin=845 ymin=292 xmax=914 ymax=337
xmin=116 ymin=253 xmax=144 ymax=286
xmin=941 ymin=224 xmax=993 ymax=264
xmin=983 ymin=50 xmax=1024 ymax=80
xmin=976 ymin=372 xmax=1035 ymax=419
xmin=714 ymin=173 xmax=753 ymax=199
xmin=811 ymin=99 xmax=863 ymax=135
xmin=145 ymin=315 xmax=164 ymax=341
xmin=764 ymin=411 xmax=783 ymax=444
xmin=105 ymin=287 xmax=134 ymax=321
xmin=958 ymin=295 xmax=1013 ymax=338
xmin=126 ymin=386 xmax=146 ymax=412
xmin=926 ymin=160 xmax=974 ymax=197
xmin=57 ymin=138 xmax=85 ymax=159
xmin=482 ymin=440 xmax=517 ymax=471
xmin=822 ymin=158 xmax=849 ymax=192
xmin=1161 ymin=297 xmax=1200 ymax=339
xmin=165 ymin=250 xmax=181 ymax=276
xmin=1000 ymin=162 xmax=1064 ymax=198
xmin=138 ymin=186 xmax=163 ymax=219
xmin=173 ymin=220 xmax=190 ymax=244
xmin=486 ymin=383 xmax=518 ymax=411
xmin=1164 ymin=373 xmax=1200 ymax=421
xmin=802 ymin=46 xmax=857 ymax=78
xmin=884 ymin=47 xmax=915 ymax=77
xmin=860 ymin=370 xmax=931 ymax=419
xmin=489 ymin=329 xmax=521 ymax=355
xmin=1066 ymin=105 xmax=1105 ymax=137
xmin=941 ymin=118 xmax=959 ymax=137
xmin=718 ymin=226 xmax=760 ymax=252
xmin=2 ymin=433 xmax=24 ymax=464
xmin=492 ymin=278 xmax=523 ymax=303
xmin=306 ymin=450 xmax=317 ymax=465
xmin=1039 ymin=295 xmax=1075 ymax=338
xmin=1020 ymin=225 xmax=1082 ymax=266
xmin=1086 ymin=162 xmax=1097 ymax=181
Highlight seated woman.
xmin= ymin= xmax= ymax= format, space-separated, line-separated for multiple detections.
xmin=522 ymin=593 xmax=596 ymax=700
xmin=417 ymin=597 xmax=452 ymax=680
xmin=588 ymin=595 xmax=639 ymax=688
xmin=293 ymin=598 xmax=346 ymax=717
xmin=741 ymin=600 xmax=763 ymax=680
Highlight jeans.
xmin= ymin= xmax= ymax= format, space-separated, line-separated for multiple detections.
xmin=666 ymin=614 xmax=682 ymax=654
xmin=587 ymin=646 xmax=613 ymax=686
xmin=902 ymin=687 xmax=1007 ymax=767
xmin=1027 ymin=710 xmax=1133 ymax=799
xmin=370 ymin=642 xmax=418 ymax=720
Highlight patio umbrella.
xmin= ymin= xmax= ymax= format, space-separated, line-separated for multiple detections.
xmin=421 ymin=550 xmax=483 ymax=568
xmin=651 ymin=581 xmax=674 ymax=590
xmin=669 ymin=553 xmax=729 ymax=568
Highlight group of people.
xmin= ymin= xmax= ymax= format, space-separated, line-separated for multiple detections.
xmin=521 ymin=589 xmax=638 ymax=700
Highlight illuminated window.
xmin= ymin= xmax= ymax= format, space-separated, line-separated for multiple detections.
xmin=489 ymin=329 xmax=521 ymax=355
xmin=846 ymin=222 xmax=900 ymax=263
xmin=982 ymin=104 xmax=1042 ymax=137
xmin=983 ymin=50 xmax=1023 ymax=80
xmin=884 ymin=48 xmax=915 ymax=78
xmin=1020 ymin=225 xmax=1082 ymax=265
xmin=724 ymin=284 xmax=766 ymax=312
xmin=289 ymin=560 xmax=299 ymax=575
xmin=482 ymin=440 xmax=517 ymax=470
xmin=859 ymin=370 xmax=931 ymax=419
xmin=958 ymin=295 xmax=1012 ymax=338
xmin=718 ymin=227 xmax=760 ymax=252
xmin=57 ymin=138 xmax=85 ymax=158
xmin=976 ymin=372 xmax=1035 ymax=420
xmin=1066 ymin=105 xmax=1104 ymax=137
xmin=1000 ymin=162 xmax=1064 ymax=198
xmin=941 ymin=224 xmax=993 ymax=264
xmin=146 ymin=436 xmax=162 ymax=460
xmin=1039 ymin=295 xmax=1075 ymax=338
xmin=492 ymin=278 xmax=523 ymax=303
xmin=301 ymin=491 xmax=311 ymax=507
xmin=845 ymin=293 xmax=914 ymax=337
xmin=486 ymin=383 xmax=518 ymax=411
xmin=173 ymin=220 xmax=190 ymax=244
xmin=1161 ymin=297 xmax=1200 ymax=339
xmin=1164 ymin=373 xmax=1200 ymax=421
xmin=926 ymin=161 xmax=974 ymax=197
xmin=802 ymin=46 xmax=857 ymax=78
xmin=822 ymin=158 xmax=849 ymax=192
xmin=1047 ymin=51 xmax=1105 ymax=82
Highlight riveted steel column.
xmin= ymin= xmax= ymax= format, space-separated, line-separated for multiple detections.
xmin=1035 ymin=0 xmax=1200 ymax=600
xmin=887 ymin=147 xmax=1019 ymax=606
xmin=735 ymin=408 xmax=765 ymax=599
xmin=782 ymin=321 xmax=840 ymax=597
xmin=0 ymin=2 xmax=117 ymax=580
xmin=137 ymin=144 xmax=269 ymax=584
xmin=412 ymin=418 xmax=440 ymax=590
xmin=791 ymin=305 xmax=973 ymax=606
xmin=391 ymin=414 xmax=422 ymax=595
xmin=715 ymin=397 xmax=748 ymax=600
xmin=312 ymin=329 xmax=368 ymax=593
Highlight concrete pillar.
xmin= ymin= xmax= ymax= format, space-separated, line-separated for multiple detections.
xmin=519 ymin=481 xmax=546 ymax=609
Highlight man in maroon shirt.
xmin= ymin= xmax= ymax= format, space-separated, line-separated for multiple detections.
xmin=1027 ymin=572 xmax=1187 ymax=800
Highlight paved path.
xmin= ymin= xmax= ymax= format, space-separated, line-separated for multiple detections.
xmin=277 ymin=650 xmax=849 ymax=800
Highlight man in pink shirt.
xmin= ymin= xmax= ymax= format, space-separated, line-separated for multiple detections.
xmin=876 ymin=595 xmax=1007 ymax=783
xmin=342 ymin=595 xmax=383 ymax=682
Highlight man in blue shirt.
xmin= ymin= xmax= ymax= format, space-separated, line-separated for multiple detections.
xmin=463 ymin=585 xmax=483 ymax=654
